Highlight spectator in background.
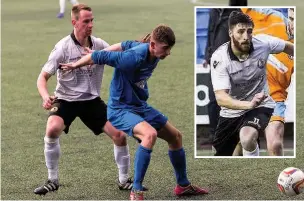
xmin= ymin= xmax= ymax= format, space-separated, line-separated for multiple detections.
xmin=57 ymin=0 xmax=79 ymax=19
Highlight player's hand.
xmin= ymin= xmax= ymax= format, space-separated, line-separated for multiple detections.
xmin=59 ymin=62 xmax=77 ymax=71
xmin=83 ymin=47 xmax=94 ymax=55
xmin=42 ymin=95 xmax=57 ymax=110
xmin=202 ymin=60 xmax=208 ymax=68
xmin=249 ymin=92 xmax=267 ymax=109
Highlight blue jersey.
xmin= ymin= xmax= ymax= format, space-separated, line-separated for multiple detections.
xmin=91 ymin=40 xmax=160 ymax=110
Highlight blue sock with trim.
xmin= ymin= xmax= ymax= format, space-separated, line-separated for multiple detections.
xmin=169 ymin=147 xmax=190 ymax=187
xmin=133 ymin=145 xmax=152 ymax=191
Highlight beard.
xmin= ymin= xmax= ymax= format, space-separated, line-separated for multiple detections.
xmin=232 ymin=35 xmax=251 ymax=53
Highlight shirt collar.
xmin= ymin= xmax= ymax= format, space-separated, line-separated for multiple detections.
xmin=70 ymin=31 xmax=93 ymax=49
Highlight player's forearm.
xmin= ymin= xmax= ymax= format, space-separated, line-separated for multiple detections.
xmin=37 ymin=74 xmax=50 ymax=99
xmin=283 ymin=41 xmax=294 ymax=56
xmin=215 ymin=91 xmax=252 ymax=110
xmin=73 ymin=54 xmax=94 ymax=68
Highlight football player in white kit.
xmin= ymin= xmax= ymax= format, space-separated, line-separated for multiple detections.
xmin=34 ymin=4 xmax=141 ymax=195
xmin=210 ymin=11 xmax=294 ymax=156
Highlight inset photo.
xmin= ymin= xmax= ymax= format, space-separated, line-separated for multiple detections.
xmin=195 ymin=7 xmax=295 ymax=158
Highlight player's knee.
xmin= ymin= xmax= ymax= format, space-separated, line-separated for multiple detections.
xmin=269 ymin=139 xmax=283 ymax=152
xmin=112 ymin=130 xmax=127 ymax=146
xmin=171 ymin=129 xmax=182 ymax=144
xmin=143 ymin=130 xmax=157 ymax=145
xmin=46 ymin=119 xmax=64 ymax=138
xmin=240 ymin=127 xmax=258 ymax=150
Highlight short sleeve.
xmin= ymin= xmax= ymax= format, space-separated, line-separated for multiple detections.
xmin=94 ymin=38 xmax=110 ymax=50
xmin=210 ymin=53 xmax=231 ymax=91
xmin=42 ymin=45 xmax=64 ymax=75
xmin=255 ymin=34 xmax=286 ymax=54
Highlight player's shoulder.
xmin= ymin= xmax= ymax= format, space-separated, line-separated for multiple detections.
xmin=211 ymin=43 xmax=230 ymax=69
xmin=212 ymin=42 xmax=230 ymax=61
xmin=54 ymin=35 xmax=70 ymax=48
xmin=90 ymin=35 xmax=109 ymax=50
xmin=253 ymin=34 xmax=282 ymax=47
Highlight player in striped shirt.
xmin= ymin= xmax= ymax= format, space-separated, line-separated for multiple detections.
xmin=34 ymin=4 xmax=136 ymax=196
xmin=210 ymin=11 xmax=293 ymax=156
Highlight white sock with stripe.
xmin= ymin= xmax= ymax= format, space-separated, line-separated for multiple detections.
xmin=243 ymin=144 xmax=259 ymax=156
xmin=44 ymin=137 xmax=60 ymax=181
xmin=114 ymin=144 xmax=130 ymax=184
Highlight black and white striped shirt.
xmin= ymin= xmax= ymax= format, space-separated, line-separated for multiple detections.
xmin=42 ymin=33 xmax=109 ymax=101
xmin=211 ymin=34 xmax=286 ymax=117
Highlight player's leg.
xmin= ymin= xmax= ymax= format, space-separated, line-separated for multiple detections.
xmin=157 ymin=121 xmax=208 ymax=196
xmin=240 ymin=107 xmax=273 ymax=156
xmin=131 ymin=121 xmax=156 ymax=194
xmin=232 ymin=141 xmax=243 ymax=156
xmin=69 ymin=0 xmax=79 ymax=5
xmin=213 ymin=116 xmax=241 ymax=156
xmin=239 ymin=126 xmax=259 ymax=156
xmin=265 ymin=102 xmax=286 ymax=156
xmin=103 ymin=121 xmax=133 ymax=189
xmin=34 ymin=100 xmax=76 ymax=195
xmin=79 ymin=98 xmax=132 ymax=189
xmin=57 ymin=0 xmax=66 ymax=18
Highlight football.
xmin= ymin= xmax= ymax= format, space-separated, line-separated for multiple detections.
xmin=277 ymin=167 xmax=304 ymax=196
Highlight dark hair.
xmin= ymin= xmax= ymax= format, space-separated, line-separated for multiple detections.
xmin=228 ymin=11 xmax=254 ymax=30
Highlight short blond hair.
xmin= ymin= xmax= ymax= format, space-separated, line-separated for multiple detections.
xmin=71 ymin=4 xmax=92 ymax=20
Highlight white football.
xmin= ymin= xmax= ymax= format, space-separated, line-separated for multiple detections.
xmin=277 ymin=167 xmax=304 ymax=196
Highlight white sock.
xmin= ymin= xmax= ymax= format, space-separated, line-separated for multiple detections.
xmin=69 ymin=0 xmax=79 ymax=5
xmin=243 ymin=144 xmax=259 ymax=156
xmin=44 ymin=137 xmax=60 ymax=181
xmin=114 ymin=145 xmax=130 ymax=184
xmin=59 ymin=0 xmax=65 ymax=13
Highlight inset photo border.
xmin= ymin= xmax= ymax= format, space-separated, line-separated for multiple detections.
xmin=194 ymin=6 xmax=296 ymax=158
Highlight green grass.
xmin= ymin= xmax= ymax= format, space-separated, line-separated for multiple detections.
xmin=2 ymin=0 xmax=304 ymax=200
xmin=197 ymin=149 xmax=295 ymax=156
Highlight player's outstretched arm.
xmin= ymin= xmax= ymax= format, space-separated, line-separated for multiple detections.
xmin=215 ymin=89 xmax=263 ymax=110
xmin=283 ymin=41 xmax=294 ymax=57
xmin=60 ymin=53 xmax=94 ymax=71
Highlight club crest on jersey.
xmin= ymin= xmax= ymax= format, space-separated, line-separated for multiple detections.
xmin=257 ymin=59 xmax=266 ymax=68
xmin=213 ymin=60 xmax=219 ymax=68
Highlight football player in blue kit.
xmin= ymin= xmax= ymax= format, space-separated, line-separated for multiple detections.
xmin=60 ymin=24 xmax=208 ymax=200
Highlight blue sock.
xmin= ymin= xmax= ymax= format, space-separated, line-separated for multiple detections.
xmin=133 ymin=145 xmax=152 ymax=191
xmin=169 ymin=147 xmax=190 ymax=187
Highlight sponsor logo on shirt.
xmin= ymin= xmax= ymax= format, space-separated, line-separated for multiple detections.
xmin=257 ymin=59 xmax=266 ymax=69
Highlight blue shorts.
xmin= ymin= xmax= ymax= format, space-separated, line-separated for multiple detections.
xmin=107 ymin=105 xmax=168 ymax=137
xmin=270 ymin=101 xmax=286 ymax=122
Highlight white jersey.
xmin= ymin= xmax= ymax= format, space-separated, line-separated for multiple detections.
xmin=42 ymin=33 xmax=109 ymax=101
xmin=211 ymin=34 xmax=286 ymax=117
